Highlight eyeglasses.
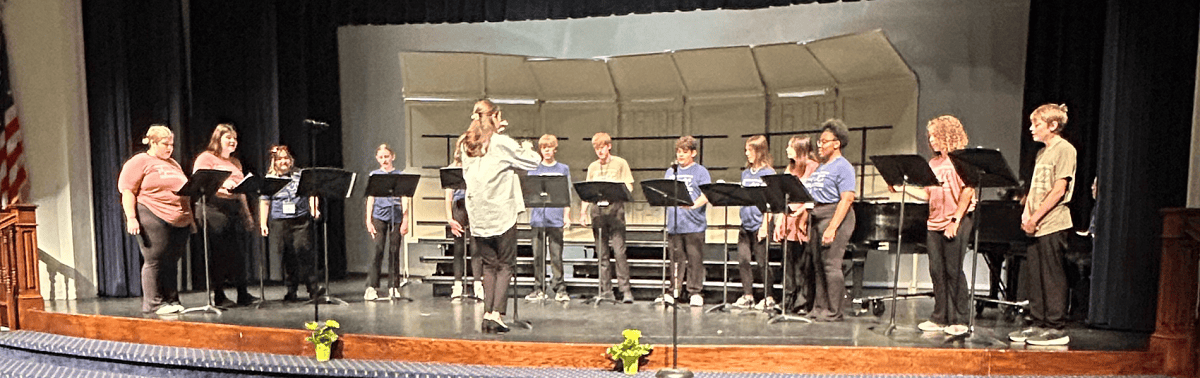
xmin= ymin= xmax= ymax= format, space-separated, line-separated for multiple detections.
xmin=818 ymin=138 xmax=839 ymax=146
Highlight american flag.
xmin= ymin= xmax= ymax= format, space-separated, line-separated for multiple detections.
xmin=0 ymin=24 xmax=25 ymax=206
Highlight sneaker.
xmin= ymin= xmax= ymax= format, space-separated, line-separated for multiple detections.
xmin=1008 ymin=327 xmax=1042 ymax=343
xmin=554 ymin=291 xmax=570 ymax=302
xmin=621 ymin=290 xmax=635 ymax=304
xmin=689 ymin=294 xmax=704 ymax=307
xmin=389 ymin=287 xmax=402 ymax=298
xmin=732 ymin=295 xmax=755 ymax=309
xmin=364 ymin=287 xmax=378 ymax=301
xmin=754 ymin=297 xmax=777 ymax=311
xmin=154 ymin=304 xmax=183 ymax=315
xmin=474 ymin=281 xmax=485 ymax=301
xmin=918 ymin=321 xmax=945 ymax=332
xmin=654 ymin=294 xmax=675 ymax=304
xmin=1025 ymin=329 xmax=1070 ymax=346
xmin=944 ymin=324 xmax=970 ymax=336
xmin=524 ymin=290 xmax=547 ymax=301
xmin=450 ymin=281 xmax=464 ymax=298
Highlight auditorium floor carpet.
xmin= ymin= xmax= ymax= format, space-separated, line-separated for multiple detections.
xmin=44 ymin=278 xmax=1149 ymax=352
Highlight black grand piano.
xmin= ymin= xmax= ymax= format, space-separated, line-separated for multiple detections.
xmin=846 ymin=199 xmax=1031 ymax=318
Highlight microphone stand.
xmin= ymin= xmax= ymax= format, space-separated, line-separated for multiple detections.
xmin=658 ymin=163 xmax=692 ymax=378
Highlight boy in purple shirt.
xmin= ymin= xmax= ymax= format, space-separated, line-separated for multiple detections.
xmin=659 ymin=136 xmax=711 ymax=307
xmin=524 ymin=135 xmax=572 ymax=302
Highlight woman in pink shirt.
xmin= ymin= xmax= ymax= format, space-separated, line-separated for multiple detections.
xmin=118 ymin=125 xmax=193 ymax=315
xmin=774 ymin=136 xmax=819 ymax=314
xmin=904 ymin=115 xmax=976 ymax=336
xmin=193 ymin=123 xmax=258 ymax=306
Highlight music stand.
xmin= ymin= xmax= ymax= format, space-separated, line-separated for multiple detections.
xmin=520 ymin=174 xmax=571 ymax=306
xmin=248 ymin=176 xmax=292 ymax=308
xmin=641 ymin=178 xmax=694 ymax=378
xmin=762 ymin=174 xmax=814 ymax=324
xmin=439 ymin=167 xmax=481 ymax=302
xmin=179 ymin=169 xmax=232 ymax=315
xmin=364 ymin=173 xmax=421 ymax=302
xmin=699 ymin=183 xmax=756 ymax=313
xmin=297 ymin=168 xmax=356 ymax=320
xmin=867 ymin=154 xmax=940 ymax=335
xmin=224 ymin=173 xmax=267 ymax=307
xmin=573 ymin=181 xmax=631 ymax=306
xmin=949 ymin=148 xmax=1018 ymax=347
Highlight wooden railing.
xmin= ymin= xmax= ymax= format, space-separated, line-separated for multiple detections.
xmin=0 ymin=204 xmax=40 ymax=330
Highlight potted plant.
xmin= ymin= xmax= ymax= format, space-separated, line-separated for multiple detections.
xmin=605 ymin=329 xmax=653 ymax=375
xmin=304 ymin=319 xmax=340 ymax=361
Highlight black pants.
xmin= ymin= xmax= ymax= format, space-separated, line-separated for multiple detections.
xmin=668 ymin=232 xmax=705 ymax=296
xmin=926 ymin=213 xmax=975 ymax=326
xmin=591 ymin=202 xmax=629 ymax=294
xmin=199 ymin=197 xmax=249 ymax=297
xmin=269 ymin=217 xmax=316 ymax=292
xmin=1024 ymin=229 xmax=1069 ymax=329
xmin=736 ymin=228 xmax=771 ymax=298
xmin=532 ymin=226 xmax=566 ymax=294
xmin=782 ymin=240 xmax=814 ymax=314
xmin=450 ymin=199 xmax=481 ymax=282
xmin=368 ymin=217 xmax=402 ymax=289
xmin=475 ymin=226 xmax=517 ymax=313
xmin=136 ymin=204 xmax=189 ymax=313
xmin=808 ymin=204 xmax=855 ymax=321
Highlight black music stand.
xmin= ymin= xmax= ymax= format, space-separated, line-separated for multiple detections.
xmin=641 ymin=177 xmax=695 ymax=378
xmin=297 ymin=168 xmax=356 ymax=320
xmin=521 ymin=174 xmax=571 ymax=304
xmin=573 ymin=181 xmax=631 ymax=306
xmin=762 ymin=174 xmax=814 ymax=324
xmin=867 ymin=155 xmax=940 ymax=336
xmin=179 ymin=169 xmax=232 ymax=315
xmin=248 ymin=176 xmax=293 ymax=308
xmin=439 ymin=167 xmax=481 ymax=302
xmin=949 ymin=148 xmax=1018 ymax=347
xmin=641 ymin=178 xmax=693 ymax=305
xmin=699 ymin=183 xmax=756 ymax=314
xmin=365 ymin=173 xmax=421 ymax=302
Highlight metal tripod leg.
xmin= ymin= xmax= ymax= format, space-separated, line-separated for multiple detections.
xmin=183 ymin=196 xmax=222 ymax=315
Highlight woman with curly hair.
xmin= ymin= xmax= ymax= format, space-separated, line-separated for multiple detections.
xmin=901 ymin=115 xmax=976 ymax=335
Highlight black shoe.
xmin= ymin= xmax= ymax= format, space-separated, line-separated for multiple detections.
xmin=212 ymin=292 xmax=235 ymax=308
xmin=483 ymin=319 xmax=510 ymax=333
xmin=308 ymin=286 xmax=327 ymax=300
xmin=283 ymin=287 xmax=300 ymax=302
xmin=236 ymin=292 xmax=260 ymax=306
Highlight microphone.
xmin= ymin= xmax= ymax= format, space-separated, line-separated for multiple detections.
xmin=670 ymin=161 xmax=679 ymax=169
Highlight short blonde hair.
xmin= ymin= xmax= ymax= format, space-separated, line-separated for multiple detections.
xmin=591 ymin=132 xmax=612 ymax=149
xmin=376 ymin=143 xmax=395 ymax=156
xmin=538 ymin=134 xmax=559 ymax=149
xmin=927 ymin=115 xmax=969 ymax=153
xmin=1031 ymin=103 xmax=1069 ymax=133
xmin=142 ymin=124 xmax=172 ymax=145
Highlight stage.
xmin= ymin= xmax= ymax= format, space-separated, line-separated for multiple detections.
xmin=18 ymin=277 xmax=1166 ymax=376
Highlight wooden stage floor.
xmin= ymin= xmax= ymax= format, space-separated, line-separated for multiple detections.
xmin=20 ymin=278 xmax=1166 ymax=376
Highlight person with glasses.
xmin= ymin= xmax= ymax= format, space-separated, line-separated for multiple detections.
xmin=259 ymin=145 xmax=322 ymax=301
xmin=800 ymin=119 xmax=857 ymax=322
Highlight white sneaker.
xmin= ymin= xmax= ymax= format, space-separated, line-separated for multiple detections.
xmin=451 ymin=281 xmax=464 ymax=298
xmin=474 ymin=281 xmax=485 ymax=301
xmin=554 ymin=291 xmax=570 ymax=302
xmin=364 ymin=287 xmax=378 ymax=301
xmin=654 ymin=294 xmax=675 ymax=304
xmin=732 ymin=295 xmax=755 ymax=309
xmin=1008 ymin=327 xmax=1042 ymax=343
xmin=918 ymin=321 xmax=945 ymax=332
xmin=689 ymin=294 xmax=704 ymax=307
xmin=155 ymin=304 xmax=183 ymax=315
xmin=944 ymin=324 xmax=970 ymax=336
xmin=389 ymin=287 xmax=401 ymax=298
xmin=754 ymin=297 xmax=777 ymax=311
xmin=1025 ymin=329 xmax=1070 ymax=346
xmin=524 ymin=290 xmax=547 ymax=301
